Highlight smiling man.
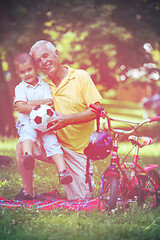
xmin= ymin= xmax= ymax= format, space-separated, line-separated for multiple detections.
xmin=16 ymin=40 xmax=102 ymax=200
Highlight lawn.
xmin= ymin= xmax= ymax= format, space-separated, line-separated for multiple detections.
xmin=0 ymin=100 xmax=160 ymax=240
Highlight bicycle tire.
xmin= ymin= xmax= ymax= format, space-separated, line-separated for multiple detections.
xmin=138 ymin=170 xmax=160 ymax=208
xmin=98 ymin=176 xmax=119 ymax=212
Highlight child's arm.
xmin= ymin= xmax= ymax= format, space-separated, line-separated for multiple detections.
xmin=27 ymin=81 xmax=54 ymax=108
xmin=15 ymin=84 xmax=32 ymax=114
xmin=16 ymin=98 xmax=54 ymax=115
xmin=15 ymin=101 xmax=33 ymax=115
xmin=27 ymin=98 xmax=54 ymax=108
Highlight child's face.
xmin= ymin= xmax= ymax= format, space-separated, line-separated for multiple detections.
xmin=16 ymin=59 xmax=37 ymax=86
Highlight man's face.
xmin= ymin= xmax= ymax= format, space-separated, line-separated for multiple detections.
xmin=32 ymin=44 xmax=60 ymax=77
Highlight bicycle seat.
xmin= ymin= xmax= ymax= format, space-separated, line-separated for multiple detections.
xmin=128 ymin=135 xmax=153 ymax=147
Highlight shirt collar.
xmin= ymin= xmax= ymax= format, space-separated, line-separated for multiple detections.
xmin=42 ymin=65 xmax=76 ymax=87
xmin=64 ymin=65 xmax=75 ymax=80
xmin=22 ymin=77 xmax=42 ymax=88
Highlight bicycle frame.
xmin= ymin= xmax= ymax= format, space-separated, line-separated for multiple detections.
xmin=112 ymin=133 xmax=158 ymax=205
xmin=106 ymin=132 xmax=159 ymax=208
xmin=90 ymin=104 xmax=160 ymax=210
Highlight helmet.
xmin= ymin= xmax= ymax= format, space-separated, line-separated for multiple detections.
xmin=84 ymin=130 xmax=112 ymax=161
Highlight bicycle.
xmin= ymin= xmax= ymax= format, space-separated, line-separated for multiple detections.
xmin=88 ymin=104 xmax=160 ymax=213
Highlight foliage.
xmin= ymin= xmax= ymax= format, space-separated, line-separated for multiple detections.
xmin=1 ymin=0 xmax=160 ymax=83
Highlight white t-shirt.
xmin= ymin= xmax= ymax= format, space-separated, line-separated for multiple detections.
xmin=15 ymin=77 xmax=53 ymax=125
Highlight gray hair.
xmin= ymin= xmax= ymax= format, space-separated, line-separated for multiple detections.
xmin=29 ymin=40 xmax=56 ymax=56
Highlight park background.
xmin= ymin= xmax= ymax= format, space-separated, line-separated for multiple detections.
xmin=0 ymin=0 xmax=160 ymax=239
xmin=1 ymin=0 xmax=160 ymax=138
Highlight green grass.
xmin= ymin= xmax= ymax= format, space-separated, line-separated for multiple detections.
xmin=0 ymin=137 xmax=160 ymax=240
xmin=0 ymin=100 xmax=160 ymax=240
xmin=1 ymin=206 xmax=160 ymax=240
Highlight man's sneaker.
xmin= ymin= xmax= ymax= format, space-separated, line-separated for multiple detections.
xmin=23 ymin=152 xmax=35 ymax=170
xmin=15 ymin=188 xmax=34 ymax=201
xmin=59 ymin=169 xmax=73 ymax=185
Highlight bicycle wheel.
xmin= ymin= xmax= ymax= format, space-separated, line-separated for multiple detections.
xmin=98 ymin=176 xmax=119 ymax=212
xmin=138 ymin=170 xmax=160 ymax=208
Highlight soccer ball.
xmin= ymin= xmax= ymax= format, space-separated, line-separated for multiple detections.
xmin=30 ymin=104 xmax=56 ymax=132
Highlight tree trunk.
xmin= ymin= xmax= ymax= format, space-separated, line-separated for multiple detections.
xmin=0 ymin=60 xmax=16 ymax=137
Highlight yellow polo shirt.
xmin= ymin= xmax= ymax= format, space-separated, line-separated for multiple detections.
xmin=43 ymin=66 xmax=102 ymax=153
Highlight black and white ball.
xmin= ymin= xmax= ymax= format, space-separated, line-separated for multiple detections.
xmin=30 ymin=105 xmax=56 ymax=132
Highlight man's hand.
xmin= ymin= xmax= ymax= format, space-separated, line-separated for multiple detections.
xmin=47 ymin=112 xmax=69 ymax=132
xmin=47 ymin=102 xmax=100 ymax=133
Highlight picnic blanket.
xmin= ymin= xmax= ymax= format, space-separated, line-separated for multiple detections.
xmin=0 ymin=190 xmax=99 ymax=211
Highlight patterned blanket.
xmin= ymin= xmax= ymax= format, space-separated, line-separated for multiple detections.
xmin=0 ymin=190 xmax=99 ymax=211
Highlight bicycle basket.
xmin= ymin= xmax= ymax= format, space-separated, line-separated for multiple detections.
xmin=84 ymin=130 xmax=112 ymax=161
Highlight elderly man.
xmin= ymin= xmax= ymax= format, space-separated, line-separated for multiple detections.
xmin=15 ymin=40 xmax=102 ymax=200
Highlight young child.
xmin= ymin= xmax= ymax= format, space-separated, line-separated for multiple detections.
xmin=14 ymin=52 xmax=72 ymax=193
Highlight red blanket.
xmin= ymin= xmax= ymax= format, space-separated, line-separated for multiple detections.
xmin=0 ymin=190 xmax=99 ymax=211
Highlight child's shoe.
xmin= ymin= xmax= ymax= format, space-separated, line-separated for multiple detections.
xmin=23 ymin=152 xmax=35 ymax=170
xmin=59 ymin=169 xmax=73 ymax=185
xmin=15 ymin=188 xmax=34 ymax=200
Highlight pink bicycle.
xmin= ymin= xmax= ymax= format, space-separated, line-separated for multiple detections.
xmin=87 ymin=104 xmax=160 ymax=212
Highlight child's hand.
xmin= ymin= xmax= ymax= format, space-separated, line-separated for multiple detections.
xmin=46 ymin=99 xmax=54 ymax=109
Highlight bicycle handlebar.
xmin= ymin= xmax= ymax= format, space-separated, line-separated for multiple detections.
xmin=90 ymin=104 xmax=160 ymax=135
xmin=150 ymin=116 xmax=160 ymax=123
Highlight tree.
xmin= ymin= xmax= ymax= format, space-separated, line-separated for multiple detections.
xmin=0 ymin=59 xmax=15 ymax=137
xmin=0 ymin=0 xmax=160 ymax=136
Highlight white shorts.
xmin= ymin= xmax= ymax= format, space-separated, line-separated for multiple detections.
xmin=17 ymin=121 xmax=63 ymax=157
xmin=17 ymin=121 xmax=37 ymax=143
